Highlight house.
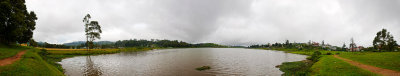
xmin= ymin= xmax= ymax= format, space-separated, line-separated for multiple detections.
xmin=312 ymin=42 xmax=319 ymax=46
xmin=349 ymin=46 xmax=364 ymax=52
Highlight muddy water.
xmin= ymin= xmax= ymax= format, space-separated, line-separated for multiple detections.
xmin=59 ymin=48 xmax=306 ymax=76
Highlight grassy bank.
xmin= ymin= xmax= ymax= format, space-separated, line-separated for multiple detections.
xmin=311 ymin=55 xmax=377 ymax=76
xmin=264 ymin=48 xmax=380 ymax=75
xmin=0 ymin=45 xmax=30 ymax=59
xmin=0 ymin=48 xmax=64 ymax=76
xmin=339 ymin=52 xmax=400 ymax=71
xmin=278 ymin=60 xmax=313 ymax=76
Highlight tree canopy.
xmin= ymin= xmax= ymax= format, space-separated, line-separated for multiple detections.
xmin=373 ymin=29 xmax=398 ymax=51
xmin=83 ymin=14 xmax=102 ymax=49
xmin=0 ymin=0 xmax=37 ymax=45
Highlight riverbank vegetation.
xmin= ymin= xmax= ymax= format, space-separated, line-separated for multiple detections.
xmin=0 ymin=47 xmax=63 ymax=76
xmin=0 ymin=45 xmax=30 ymax=59
xmin=250 ymin=28 xmax=400 ymax=76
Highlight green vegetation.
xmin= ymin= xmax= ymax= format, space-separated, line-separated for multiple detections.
xmin=115 ymin=39 xmax=226 ymax=48
xmin=340 ymin=52 xmax=400 ymax=71
xmin=373 ymin=29 xmax=398 ymax=52
xmin=83 ymin=14 xmax=102 ymax=50
xmin=0 ymin=0 xmax=37 ymax=45
xmin=196 ymin=66 xmax=211 ymax=71
xmin=0 ymin=48 xmax=63 ymax=76
xmin=277 ymin=51 xmax=321 ymax=76
xmin=278 ymin=60 xmax=312 ymax=76
xmin=311 ymin=56 xmax=377 ymax=76
xmin=47 ymin=49 xmax=120 ymax=55
xmin=0 ymin=45 xmax=29 ymax=59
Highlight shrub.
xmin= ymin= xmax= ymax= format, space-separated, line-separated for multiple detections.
xmin=308 ymin=51 xmax=321 ymax=62
xmin=38 ymin=49 xmax=49 ymax=57
xmin=326 ymin=52 xmax=332 ymax=55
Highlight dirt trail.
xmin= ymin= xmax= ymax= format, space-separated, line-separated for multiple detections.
xmin=0 ymin=50 xmax=26 ymax=66
xmin=333 ymin=55 xmax=400 ymax=76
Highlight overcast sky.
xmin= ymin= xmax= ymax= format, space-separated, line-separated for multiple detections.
xmin=26 ymin=0 xmax=400 ymax=46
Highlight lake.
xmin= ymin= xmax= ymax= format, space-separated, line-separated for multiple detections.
xmin=59 ymin=48 xmax=307 ymax=76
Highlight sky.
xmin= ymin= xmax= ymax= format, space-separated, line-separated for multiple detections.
xmin=25 ymin=0 xmax=400 ymax=46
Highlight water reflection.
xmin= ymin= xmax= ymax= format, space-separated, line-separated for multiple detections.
xmin=60 ymin=48 xmax=307 ymax=76
xmin=84 ymin=56 xmax=102 ymax=76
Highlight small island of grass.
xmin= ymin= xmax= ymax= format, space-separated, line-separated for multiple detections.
xmin=196 ymin=66 xmax=211 ymax=71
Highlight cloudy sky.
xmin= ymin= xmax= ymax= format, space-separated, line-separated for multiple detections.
xmin=26 ymin=0 xmax=400 ymax=46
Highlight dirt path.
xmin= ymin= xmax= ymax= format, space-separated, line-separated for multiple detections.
xmin=0 ymin=50 xmax=26 ymax=66
xmin=333 ymin=55 xmax=400 ymax=76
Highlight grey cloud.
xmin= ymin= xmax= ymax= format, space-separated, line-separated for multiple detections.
xmin=26 ymin=0 xmax=400 ymax=46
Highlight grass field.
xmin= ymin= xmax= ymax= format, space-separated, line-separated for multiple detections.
xmin=264 ymin=48 xmax=381 ymax=75
xmin=263 ymin=48 xmax=345 ymax=55
xmin=311 ymin=55 xmax=378 ymax=76
xmin=0 ymin=49 xmax=64 ymax=76
xmin=0 ymin=45 xmax=30 ymax=60
xmin=339 ymin=52 xmax=400 ymax=71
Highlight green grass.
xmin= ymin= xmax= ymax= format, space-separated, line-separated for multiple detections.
xmin=278 ymin=60 xmax=313 ymax=76
xmin=263 ymin=48 xmax=345 ymax=56
xmin=339 ymin=52 xmax=400 ymax=71
xmin=0 ymin=45 xmax=30 ymax=59
xmin=311 ymin=55 xmax=378 ymax=76
xmin=261 ymin=48 xmax=380 ymax=75
xmin=0 ymin=49 xmax=64 ymax=76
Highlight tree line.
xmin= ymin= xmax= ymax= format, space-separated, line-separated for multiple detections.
xmin=36 ymin=39 xmax=225 ymax=49
xmin=249 ymin=28 xmax=399 ymax=52
xmin=115 ymin=39 xmax=224 ymax=48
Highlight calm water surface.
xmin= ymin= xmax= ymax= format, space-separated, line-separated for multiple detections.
xmin=59 ymin=48 xmax=306 ymax=76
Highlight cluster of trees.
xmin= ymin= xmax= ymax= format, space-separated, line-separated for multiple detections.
xmin=37 ymin=42 xmax=72 ymax=48
xmin=373 ymin=29 xmax=398 ymax=51
xmin=37 ymin=39 xmax=225 ymax=49
xmin=249 ymin=29 xmax=399 ymax=52
xmin=115 ymin=39 xmax=224 ymax=48
xmin=0 ymin=0 xmax=37 ymax=45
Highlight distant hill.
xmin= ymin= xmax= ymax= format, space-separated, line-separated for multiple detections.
xmin=63 ymin=41 xmax=115 ymax=46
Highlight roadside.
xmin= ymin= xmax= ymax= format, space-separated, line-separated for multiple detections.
xmin=0 ymin=50 xmax=26 ymax=66
xmin=334 ymin=55 xmax=400 ymax=76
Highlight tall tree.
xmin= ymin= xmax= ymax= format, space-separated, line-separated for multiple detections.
xmin=373 ymin=29 xmax=398 ymax=51
xmin=285 ymin=40 xmax=289 ymax=45
xmin=83 ymin=14 xmax=102 ymax=50
xmin=349 ymin=38 xmax=357 ymax=51
xmin=322 ymin=40 xmax=325 ymax=46
xmin=0 ymin=0 xmax=37 ymax=45
xmin=342 ymin=43 xmax=346 ymax=51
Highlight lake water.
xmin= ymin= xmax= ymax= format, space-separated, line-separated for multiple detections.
xmin=59 ymin=48 xmax=307 ymax=76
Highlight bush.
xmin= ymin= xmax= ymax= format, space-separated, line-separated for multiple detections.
xmin=38 ymin=49 xmax=49 ymax=57
xmin=308 ymin=51 xmax=321 ymax=62
xmin=326 ymin=52 xmax=332 ymax=55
